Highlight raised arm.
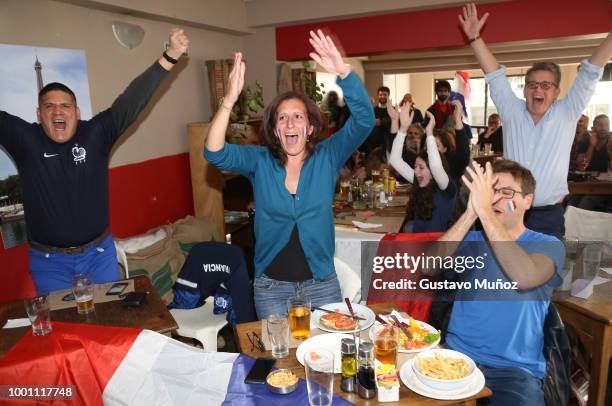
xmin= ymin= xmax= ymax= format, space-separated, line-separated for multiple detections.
xmin=111 ymin=28 xmax=189 ymax=137
xmin=451 ymin=100 xmax=471 ymax=176
xmin=387 ymin=102 xmax=399 ymax=134
xmin=458 ymin=3 xmax=498 ymax=73
xmin=310 ymin=29 xmax=374 ymax=166
xmin=206 ymin=52 xmax=245 ymax=152
xmin=424 ymin=111 xmax=450 ymax=190
xmin=589 ymin=30 xmax=612 ymax=67
xmin=388 ymin=107 xmax=415 ymax=182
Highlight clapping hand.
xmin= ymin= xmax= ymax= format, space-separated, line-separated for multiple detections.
xmin=167 ymin=28 xmax=189 ymax=59
xmin=309 ymin=30 xmax=350 ymax=78
xmin=224 ymin=52 xmax=245 ymax=107
xmin=424 ymin=111 xmax=436 ymax=135
xmin=458 ymin=3 xmax=489 ymax=41
xmin=462 ymin=161 xmax=497 ymax=218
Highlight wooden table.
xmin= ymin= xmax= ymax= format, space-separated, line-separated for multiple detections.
xmin=334 ymin=189 xmax=408 ymax=234
xmin=0 ymin=276 xmax=177 ymax=358
xmin=553 ymin=277 xmax=612 ymax=406
xmin=235 ymin=302 xmax=491 ymax=405
xmin=472 ymin=153 xmax=503 ymax=167
xmin=568 ymin=179 xmax=612 ymax=195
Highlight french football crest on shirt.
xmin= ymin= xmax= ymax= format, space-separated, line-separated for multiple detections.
xmin=72 ymin=144 xmax=86 ymax=164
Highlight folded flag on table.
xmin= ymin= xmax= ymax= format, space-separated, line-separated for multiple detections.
xmin=0 ymin=322 xmax=355 ymax=406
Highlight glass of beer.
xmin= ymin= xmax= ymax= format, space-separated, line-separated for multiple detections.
xmin=339 ymin=181 xmax=351 ymax=201
xmin=373 ymin=324 xmax=399 ymax=369
xmin=72 ymin=273 xmax=95 ymax=314
xmin=287 ymin=294 xmax=311 ymax=340
xmin=371 ymin=170 xmax=381 ymax=184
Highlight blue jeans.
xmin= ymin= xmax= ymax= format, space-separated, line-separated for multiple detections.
xmin=477 ymin=364 xmax=544 ymax=406
xmin=29 ymin=234 xmax=120 ymax=293
xmin=254 ymin=273 xmax=343 ymax=320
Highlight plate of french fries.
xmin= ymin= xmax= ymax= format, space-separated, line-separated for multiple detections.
xmin=400 ymin=349 xmax=484 ymax=399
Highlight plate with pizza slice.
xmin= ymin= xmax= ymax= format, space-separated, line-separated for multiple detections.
xmin=313 ymin=302 xmax=375 ymax=333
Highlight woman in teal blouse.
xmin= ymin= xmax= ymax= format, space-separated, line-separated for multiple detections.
xmin=204 ymin=30 xmax=374 ymax=319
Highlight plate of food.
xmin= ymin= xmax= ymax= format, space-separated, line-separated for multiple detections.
xmin=312 ymin=302 xmax=375 ymax=332
xmin=369 ymin=311 xmax=440 ymax=353
xmin=295 ymin=333 xmax=355 ymax=373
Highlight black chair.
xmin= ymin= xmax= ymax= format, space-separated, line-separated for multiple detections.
xmin=542 ymin=302 xmax=571 ymax=406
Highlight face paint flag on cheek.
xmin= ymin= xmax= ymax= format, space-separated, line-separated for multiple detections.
xmin=506 ymin=200 xmax=516 ymax=213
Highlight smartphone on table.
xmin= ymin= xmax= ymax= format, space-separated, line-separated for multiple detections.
xmin=244 ymin=357 xmax=276 ymax=384
xmin=106 ymin=282 xmax=129 ymax=296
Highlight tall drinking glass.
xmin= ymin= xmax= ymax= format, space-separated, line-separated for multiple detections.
xmin=305 ymin=349 xmax=334 ymax=406
xmin=24 ymin=293 xmax=52 ymax=336
xmin=287 ymin=295 xmax=311 ymax=340
xmin=373 ymin=324 xmax=399 ymax=369
xmin=72 ymin=273 xmax=95 ymax=314
xmin=582 ymin=244 xmax=602 ymax=280
xmin=267 ymin=314 xmax=290 ymax=358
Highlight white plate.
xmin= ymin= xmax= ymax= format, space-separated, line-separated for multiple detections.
xmin=312 ymin=302 xmax=375 ymax=333
xmin=399 ymin=358 xmax=485 ymax=400
xmin=295 ymin=333 xmax=356 ymax=373
xmin=368 ymin=312 xmax=440 ymax=353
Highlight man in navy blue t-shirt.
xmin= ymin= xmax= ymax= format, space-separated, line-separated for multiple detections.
xmin=431 ymin=159 xmax=564 ymax=405
xmin=0 ymin=29 xmax=189 ymax=292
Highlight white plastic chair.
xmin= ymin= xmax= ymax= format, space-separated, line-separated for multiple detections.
xmin=565 ymin=206 xmax=612 ymax=241
xmin=169 ymin=302 xmax=228 ymax=351
xmin=114 ymin=241 xmax=129 ymax=277
xmin=334 ymin=256 xmax=361 ymax=303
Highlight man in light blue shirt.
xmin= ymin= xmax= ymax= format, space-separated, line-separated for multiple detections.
xmin=458 ymin=3 xmax=612 ymax=238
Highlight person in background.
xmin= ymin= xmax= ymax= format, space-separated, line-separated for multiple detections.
xmin=434 ymin=100 xmax=471 ymax=183
xmin=427 ymin=80 xmax=455 ymax=129
xmin=362 ymin=86 xmax=392 ymax=154
xmin=324 ymin=90 xmax=343 ymax=129
xmin=204 ymin=30 xmax=374 ymax=319
xmin=389 ymin=110 xmax=457 ymax=232
xmin=0 ymin=28 xmax=189 ymax=293
xmin=459 ymin=2 xmax=612 ymax=238
xmin=477 ymin=113 xmax=503 ymax=154
xmin=399 ymin=93 xmax=424 ymax=125
xmin=569 ymin=114 xmax=590 ymax=171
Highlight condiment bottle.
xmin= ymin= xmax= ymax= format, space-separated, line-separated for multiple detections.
xmin=340 ymin=338 xmax=356 ymax=393
xmin=356 ymin=341 xmax=377 ymax=399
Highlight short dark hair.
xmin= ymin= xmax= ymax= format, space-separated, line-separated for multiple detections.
xmin=38 ymin=82 xmax=77 ymax=106
xmin=434 ymin=80 xmax=451 ymax=93
xmin=377 ymin=86 xmax=390 ymax=94
xmin=593 ymin=114 xmax=608 ymax=126
xmin=525 ymin=61 xmax=561 ymax=86
xmin=260 ymin=91 xmax=327 ymax=166
xmin=492 ymin=159 xmax=536 ymax=196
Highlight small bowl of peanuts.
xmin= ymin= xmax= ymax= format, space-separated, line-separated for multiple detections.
xmin=266 ymin=369 xmax=299 ymax=394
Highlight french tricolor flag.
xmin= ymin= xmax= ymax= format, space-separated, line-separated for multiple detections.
xmin=0 ymin=322 xmax=354 ymax=405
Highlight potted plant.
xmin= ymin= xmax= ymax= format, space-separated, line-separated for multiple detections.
xmin=225 ymin=81 xmax=264 ymax=144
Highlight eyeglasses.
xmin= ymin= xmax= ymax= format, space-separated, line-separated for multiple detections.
xmin=493 ymin=187 xmax=524 ymax=199
xmin=525 ymin=81 xmax=558 ymax=90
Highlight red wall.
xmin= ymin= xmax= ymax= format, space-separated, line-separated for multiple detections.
xmin=276 ymin=0 xmax=612 ymax=61
xmin=0 ymin=152 xmax=194 ymax=302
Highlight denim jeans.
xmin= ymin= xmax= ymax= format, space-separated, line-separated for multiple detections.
xmin=477 ymin=364 xmax=545 ymax=406
xmin=29 ymin=234 xmax=120 ymax=293
xmin=254 ymin=273 xmax=343 ymax=320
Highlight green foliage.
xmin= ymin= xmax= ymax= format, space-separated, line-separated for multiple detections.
xmin=0 ymin=175 xmax=22 ymax=202
xmin=246 ymin=81 xmax=264 ymax=114
xmin=300 ymin=61 xmax=326 ymax=105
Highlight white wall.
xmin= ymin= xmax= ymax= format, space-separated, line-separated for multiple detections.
xmin=0 ymin=0 xmax=242 ymax=167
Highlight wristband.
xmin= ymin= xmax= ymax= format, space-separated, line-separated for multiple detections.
xmin=469 ymin=35 xmax=480 ymax=44
xmin=162 ymin=51 xmax=178 ymax=64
